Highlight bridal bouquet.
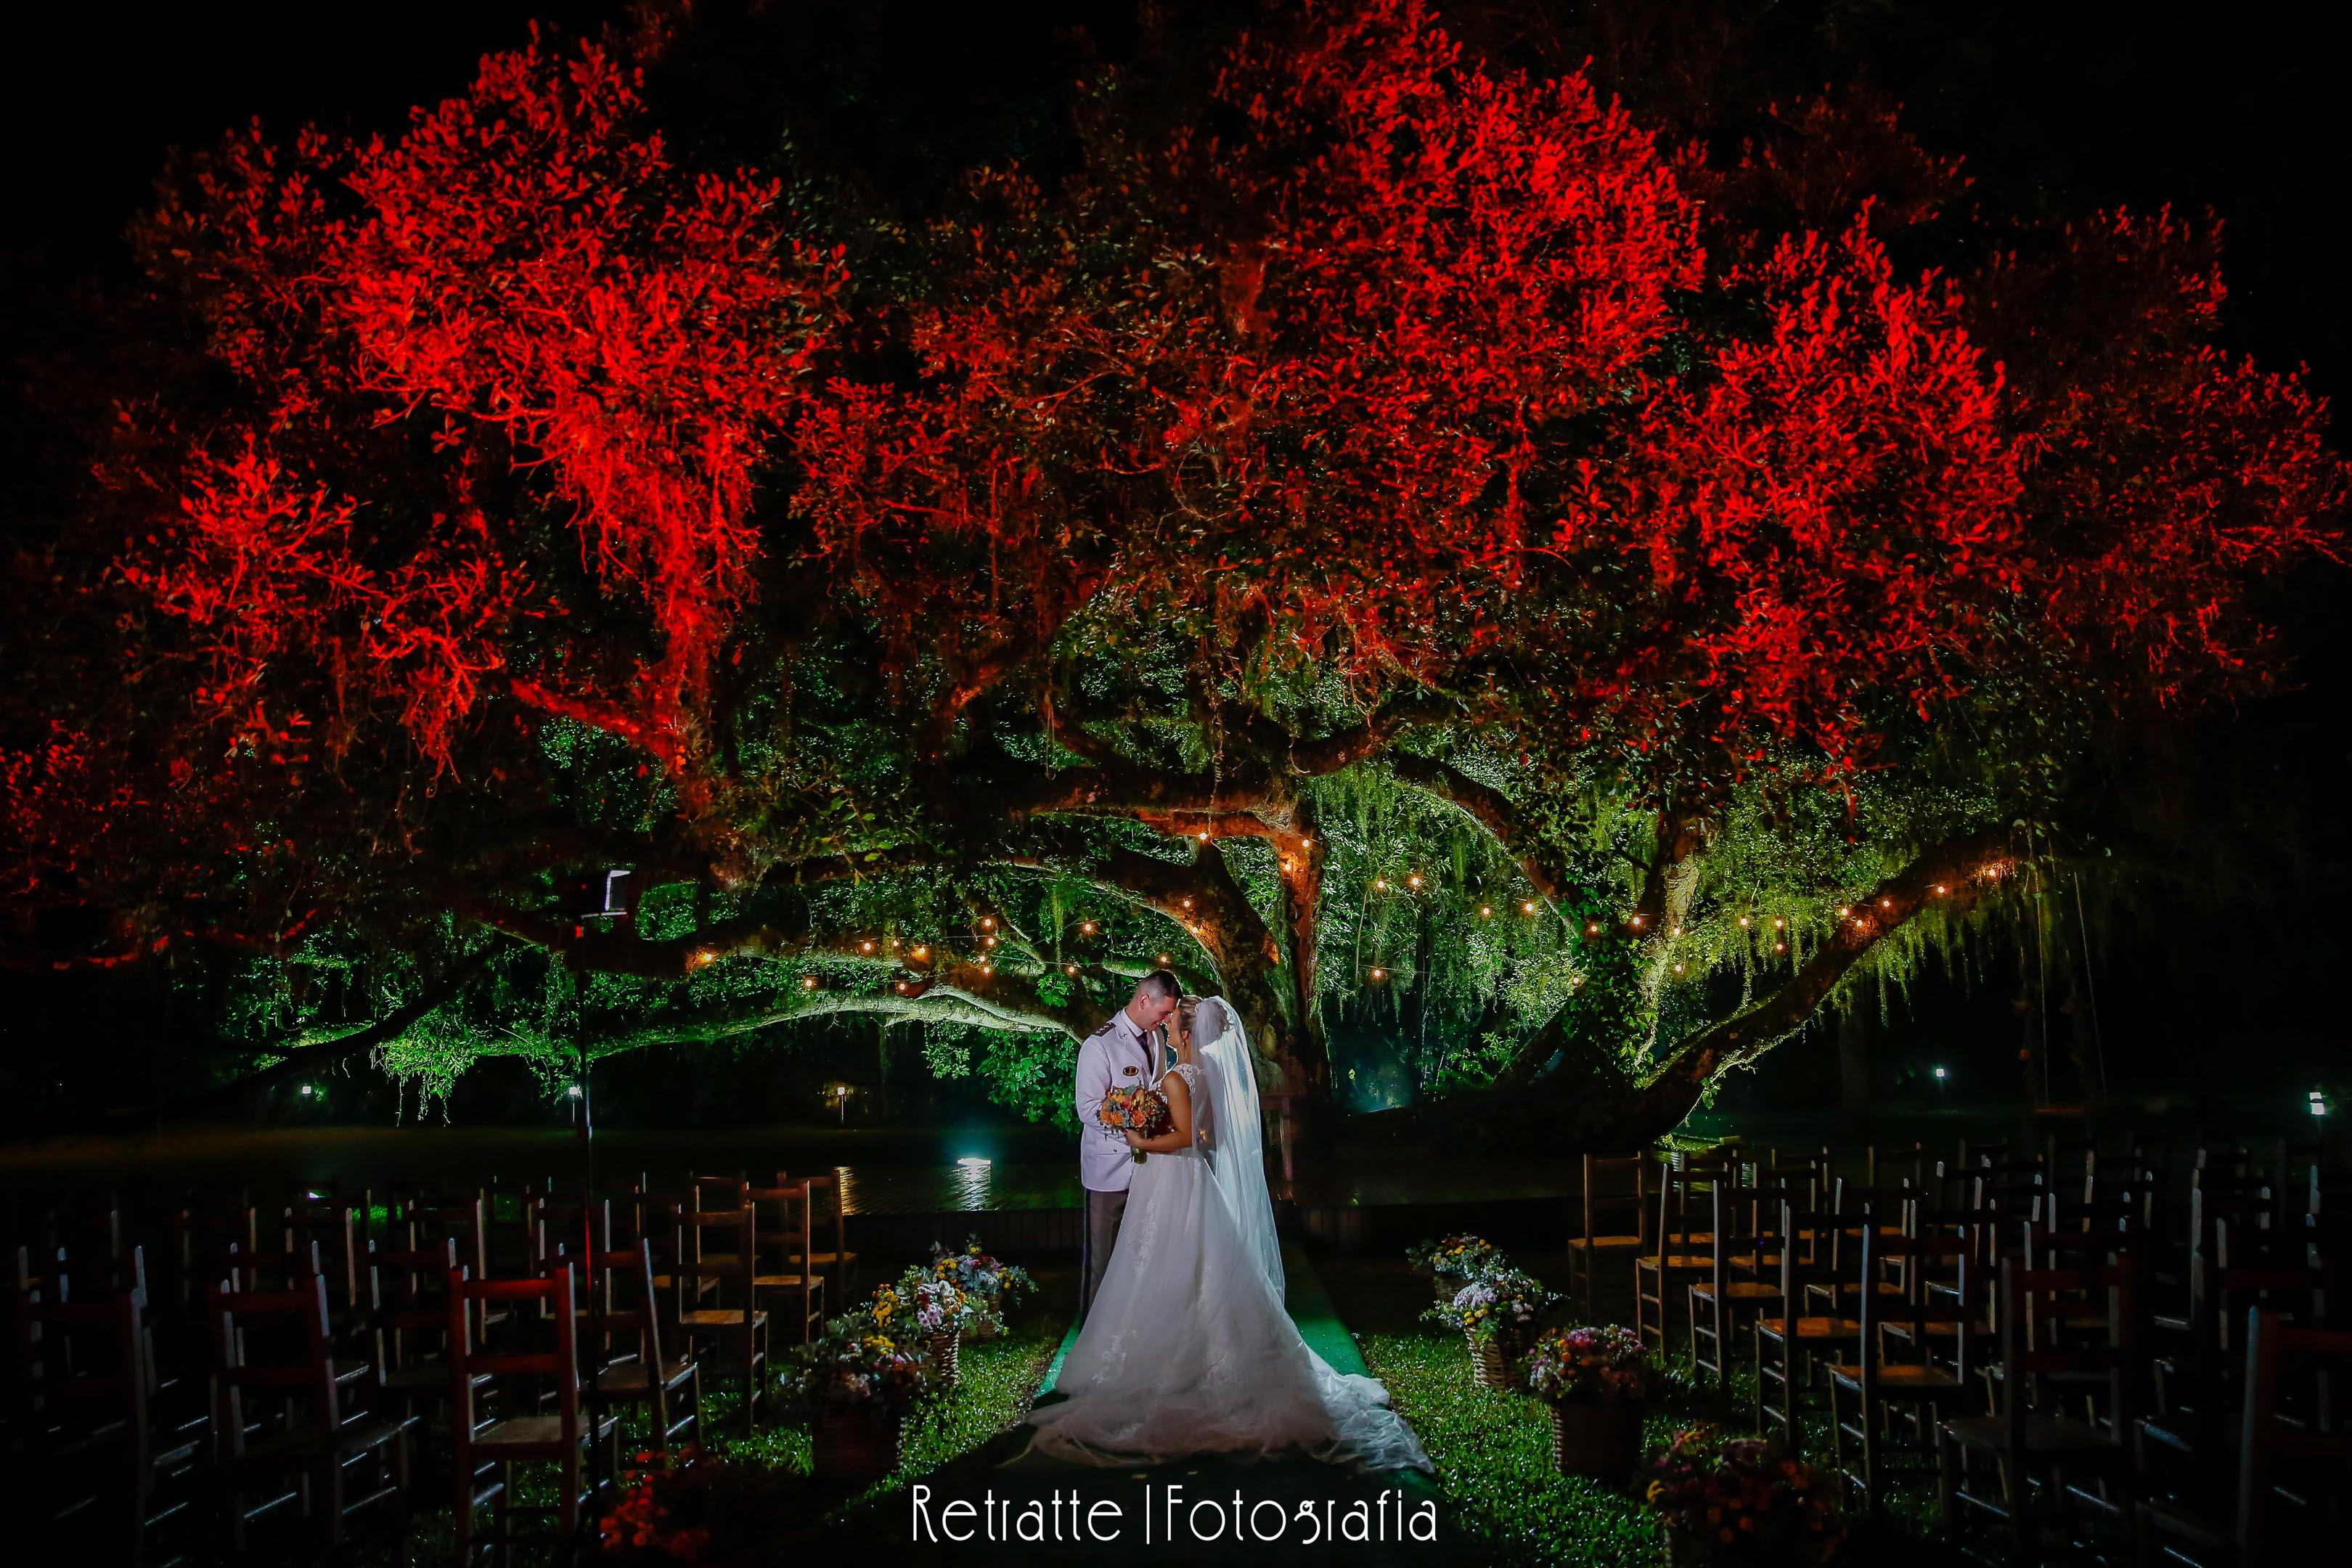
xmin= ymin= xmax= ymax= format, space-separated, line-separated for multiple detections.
xmin=1098 ymin=1083 xmax=1172 ymax=1161
xmin=1644 ymin=1426 xmax=1844 ymax=1566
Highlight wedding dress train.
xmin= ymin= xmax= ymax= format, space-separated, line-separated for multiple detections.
xmin=1026 ymin=1004 xmax=1429 ymax=1472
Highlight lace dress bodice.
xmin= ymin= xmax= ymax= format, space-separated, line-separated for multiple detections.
xmin=1159 ymin=1060 xmax=1210 ymax=1153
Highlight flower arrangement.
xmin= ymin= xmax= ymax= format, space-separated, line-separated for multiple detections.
xmin=878 ymin=1266 xmax=972 ymax=1335
xmin=1644 ymin=1426 xmax=1844 ymax=1566
xmin=1522 ymin=1325 xmax=1655 ymax=1402
xmin=783 ymin=1311 xmax=928 ymax=1408
xmin=1424 ymin=1266 xmax=1559 ymax=1340
xmin=598 ymin=1448 xmax=816 ymax=1564
xmin=1405 ymin=1233 xmax=1502 ymax=1280
xmin=928 ymin=1236 xmax=1036 ymax=1335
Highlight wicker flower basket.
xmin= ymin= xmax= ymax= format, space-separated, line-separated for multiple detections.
xmin=1466 ymin=1328 xmax=1531 ymax=1389
xmin=927 ymin=1327 xmax=961 ymax=1388
xmin=965 ymin=1314 xmax=1003 ymax=1342
xmin=810 ymin=1402 xmax=903 ymax=1484
xmin=1547 ymin=1395 xmax=1646 ymax=1484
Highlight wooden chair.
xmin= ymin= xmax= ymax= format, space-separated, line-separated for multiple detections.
xmin=676 ymin=1206 xmax=768 ymax=1436
xmin=449 ymin=1263 xmax=612 ymax=1562
xmin=748 ymin=1182 xmax=827 ymax=1347
xmin=367 ymin=1239 xmax=484 ymax=1424
xmin=7 ymin=1280 xmax=200 ymax=1567
xmin=1935 ymin=1254 xmax=2147 ymax=1564
xmin=1565 ymin=1153 xmax=1649 ymax=1316
xmin=203 ymin=1274 xmax=409 ymax=1551
xmin=2135 ymin=1308 xmax=2352 ymax=1567
xmin=799 ymin=1174 xmax=862 ymax=1300
xmin=1688 ymin=1177 xmax=1785 ymax=1387
xmin=1754 ymin=1200 xmax=1863 ymax=1454
xmin=1636 ymin=1164 xmax=1720 ymax=1353
xmin=1826 ymin=1225 xmax=1976 ymax=1517
xmin=581 ymin=1239 xmax=701 ymax=1455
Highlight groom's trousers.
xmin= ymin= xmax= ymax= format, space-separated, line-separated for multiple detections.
xmin=1080 ymin=1187 xmax=1128 ymax=1320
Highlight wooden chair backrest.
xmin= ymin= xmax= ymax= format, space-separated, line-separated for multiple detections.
xmin=1580 ymin=1154 xmax=1649 ymax=1246
xmin=205 ymin=1274 xmax=340 ymax=1458
xmin=2239 ymin=1309 xmax=2352 ymax=1564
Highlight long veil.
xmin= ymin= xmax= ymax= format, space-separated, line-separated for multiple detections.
xmin=1193 ymin=996 xmax=1284 ymax=1298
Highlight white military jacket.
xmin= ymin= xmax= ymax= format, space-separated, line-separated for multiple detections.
xmin=1074 ymin=1006 xmax=1161 ymax=1193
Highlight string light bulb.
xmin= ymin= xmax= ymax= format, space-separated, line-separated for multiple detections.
xmin=1771 ymin=917 xmax=1784 ymax=930
xmin=1374 ymin=877 xmax=1388 ymax=891
xmin=1671 ymin=924 xmax=1683 ymax=936
xmin=1066 ymin=963 xmax=1079 ymax=976
xmin=1586 ymin=921 xmax=1601 ymax=935
xmin=1157 ymin=953 xmax=1171 ymax=965
xmin=1081 ymin=921 xmax=1095 ymax=934
xmin=1630 ymin=915 xmax=1645 ymax=928
xmin=980 ymin=961 xmax=993 ymax=976
xmin=1479 ymin=905 xmax=1493 ymax=918
xmin=912 ymin=945 xmax=928 ymax=960
xmin=1197 ymin=830 xmax=1210 ymax=843
xmin=802 ymin=975 xmax=819 ymax=989
xmin=1879 ymin=898 xmax=1892 ymax=910
xmin=1673 ymin=963 xmax=1686 ymax=975
xmin=1932 ymin=883 xmax=1948 ymax=895
xmin=1774 ymin=942 xmax=1787 ymax=954
xmin=1370 ymin=967 xmax=1386 ymax=981
xmin=1836 ymin=907 xmax=1850 ymax=918
xmin=1407 ymin=873 xmax=1423 ymax=889
xmin=1522 ymin=900 xmax=1538 ymax=915
xmin=984 ymin=935 xmax=997 ymax=948
xmin=860 ymin=939 xmax=875 ymax=954
xmin=1181 ymin=898 xmax=1193 ymax=910
xmin=1737 ymin=915 xmax=1750 ymax=928
xmin=981 ymin=916 xmax=995 ymax=930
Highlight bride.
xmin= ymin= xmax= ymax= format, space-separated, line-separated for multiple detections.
xmin=1025 ymin=995 xmax=1430 ymax=1471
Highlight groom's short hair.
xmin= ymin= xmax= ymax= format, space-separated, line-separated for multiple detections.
xmin=1136 ymin=970 xmax=1181 ymax=1003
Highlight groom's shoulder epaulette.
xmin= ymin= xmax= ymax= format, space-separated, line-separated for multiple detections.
xmin=1085 ymin=1018 xmax=1118 ymax=1041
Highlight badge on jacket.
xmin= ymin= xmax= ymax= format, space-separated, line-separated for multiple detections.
xmin=1122 ymin=1064 xmax=1138 ymax=1076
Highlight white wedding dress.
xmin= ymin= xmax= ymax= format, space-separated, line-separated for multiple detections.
xmin=1026 ymin=1000 xmax=1430 ymax=1472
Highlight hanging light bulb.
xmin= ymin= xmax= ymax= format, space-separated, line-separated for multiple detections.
xmin=1066 ymin=963 xmax=1079 ymax=976
xmin=1630 ymin=915 xmax=1645 ymax=928
xmin=1479 ymin=905 xmax=1493 ymax=918
xmin=1737 ymin=915 xmax=1750 ymax=928
xmin=1673 ymin=963 xmax=1686 ymax=975
xmin=1836 ymin=907 xmax=1850 ymax=918
xmin=1586 ymin=921 xmax=1601 ymax=935
xmin=912 ymin=945 xmax=928 ymax=960
xmin=1374 ymin=877 xmax=1388 ymax=891
xmin=979 ymin=961 xmax=993 ymax=976
xmin=1932 ymin=883 xmax=1948 ymax=895
xmin=1081 ymin=921 xmax=1095 ymax=934
xmin=1408 ymin=873 xmax=1423 ymax=889
xmin=1773 ymin=942 xmax=1787 ymax=954
xmin=1522 ymin=900 xmax=1538 ymax=915
xmin=1772 ymin=917 xmax=1784 ymax=929
xmin=860 ymin=939 xmax=875 ymax=954
xmin=1671 ymin=924 xmax=1683 ymax=936
xmin=1197 ymin=830 xmax=1210 ymax=843
xmin=1157 ymin=953 xmax=1171 ymax=965
xmin=981 ymin=916 xmax=996 ymax=931
xmin=1181 ymin=898 xmax=1193 ymax=910
xmin=1879 ymin=898 xmax=1892 ymax=909
xmin=984 ymin=934 xmax=997 ymax=948
xmin=802 ymin=975 xmax=819 ymax=989
xmin=1370 ymin=967 xmax=1386 ymax=981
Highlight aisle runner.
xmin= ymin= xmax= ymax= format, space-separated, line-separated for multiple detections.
xmin=883 ymin=1241 xmax=1444 ymax=1563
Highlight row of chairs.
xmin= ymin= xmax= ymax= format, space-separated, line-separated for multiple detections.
xmin=1567 ymin=1134 xmax=2344 ymax=1564
xmin=6 ymin=1167 xmax=862 ymax=1561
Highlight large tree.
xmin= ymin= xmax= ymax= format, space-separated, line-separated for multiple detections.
xmin=1 ymin=1 xmax=2339 ymax=1143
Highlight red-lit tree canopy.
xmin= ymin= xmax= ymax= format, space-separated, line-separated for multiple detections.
xmin=1 ymin=2 xmax=2339 ymax=1139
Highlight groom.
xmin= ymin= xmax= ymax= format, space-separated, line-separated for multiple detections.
xmin=1074 ymin=969 xmax=1181 ymax=1320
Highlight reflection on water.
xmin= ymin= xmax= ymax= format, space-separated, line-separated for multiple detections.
xmin=834 ymin=1164 xmax=856 ymax=1217
xmin=952 ymin=1159 xmax=992 ymax=1212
